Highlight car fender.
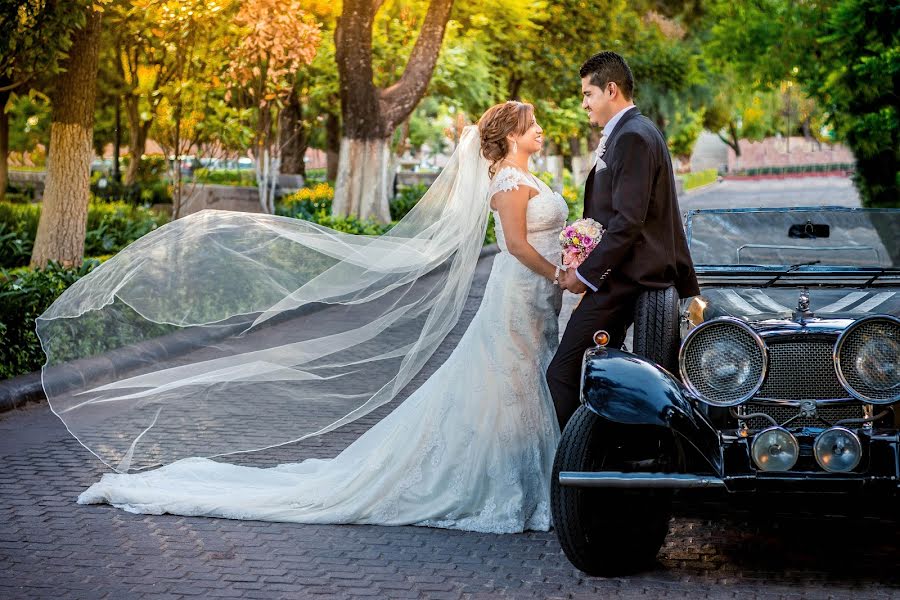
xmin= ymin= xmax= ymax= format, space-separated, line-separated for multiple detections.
xmin=581 ymin=347 xmax=723 ymax=476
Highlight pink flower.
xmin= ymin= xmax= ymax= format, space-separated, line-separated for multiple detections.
xmin=559 ymin=218 xmax=604 ymax=272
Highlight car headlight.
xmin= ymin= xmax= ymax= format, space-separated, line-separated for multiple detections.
xmin=835 ymin=316 xmax=900 ymax=403
xmin=680 ymin=317 xmax=767 ymax=406
xmin=752 ymin=427 xmax=799 ymax=472
xmin=814 ymin=427 xmax=862 ymax=473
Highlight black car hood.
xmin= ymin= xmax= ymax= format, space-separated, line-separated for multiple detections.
xmin=697 ymin=287 xmax=900 ymax=322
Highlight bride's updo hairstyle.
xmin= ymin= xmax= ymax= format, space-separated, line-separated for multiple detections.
xmin=478 ymin=101 xmax=534 ymax=178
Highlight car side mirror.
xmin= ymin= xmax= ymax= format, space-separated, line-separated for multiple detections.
xmin=788 ymin=221 xmax=830 ymax=239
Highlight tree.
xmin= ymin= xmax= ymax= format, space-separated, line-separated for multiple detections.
xmin=279 ymin=1 xmax=338 ymax=181
xmin=800 ymin=0 xmax=899 ymax=207
xmin=30 ymin=7 xmax=103 ymax=268
xmin=332 ymin=0 xmax=454 ymax=222
xmin=6 ymin=91 xmax=51 ymax=164
xmin=106 ymin=1 xmax=167 ymax=186
xmin=227 ymin=0 xmax=321 ymax=214
xmin=702 ymin=69 xmax=784 ymax=158
xmin=148 ymin=0 xmax=241 ymax=218
xmin=0 ymin=1 xmax=86 ymax=201
xmin=104 ymin=0 xmax=232 ymax=187
xmin=705 ymin=0 xmax=898 ymax=206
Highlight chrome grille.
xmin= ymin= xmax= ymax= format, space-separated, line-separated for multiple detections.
xmin=757 ymin=340 xmax=846 ymax=400
xmin=681 ymin=321 xmax=765 ymax=405
xmin=836 ymin=319 xmax=900 ymax=402
xmin=740 ymin=402 xmax=864 ymax=430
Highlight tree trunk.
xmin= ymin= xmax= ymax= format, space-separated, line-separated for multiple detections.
xmin=508 ymin=77 xmax=523 ymax=101
xmin=170 ymin=98 xmax=185 ymax=220
xmin=568 ymin=136 xmax=582 ymax=157
xmin=717 ymin=121 xmax=741 ymax=157
xmin=113 ymin=98 xmax=122 ymax=184
xmin=252 ymin=108 xmax=278 ymax=215
xmin=254 ymin=147 xmax=279 ymax=215
xmin=0 ymin=89 xmax=9 ymax=202
xmin=332 ymin=0 xmax=453 ymax=221
xmin=125 ymin=121 xmax=150 ymax=185
xmin=123 ymin=90 xmax=151 ymax=186
xmin=332 ymin=137 xmax=391 ymax=222
xmin=325 ymin=111 xmax=340 ymax=181
xmin=30 ymin=9 xmax=102 ymax=269
xmin=279 ymin=87 xmax=307 ymax=178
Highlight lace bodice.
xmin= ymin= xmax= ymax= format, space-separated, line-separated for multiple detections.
xmin=488 ymin=167 xmax=569 ymax=257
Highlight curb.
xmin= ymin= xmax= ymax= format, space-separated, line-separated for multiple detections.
xmin=0 ymin=245 xmax=503 ymax=415
xmin=0 ymin=371 xmax=44 ymax=413
xmin=723 ymin=171 xmax=852 ymax=182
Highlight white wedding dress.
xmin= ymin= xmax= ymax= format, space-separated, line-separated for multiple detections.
xmin=78 ymin=167 xmax=568 ymax=534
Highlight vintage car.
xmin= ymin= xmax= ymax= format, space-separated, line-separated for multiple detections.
xmin=550 ymin=206 xmax=899 ymax=576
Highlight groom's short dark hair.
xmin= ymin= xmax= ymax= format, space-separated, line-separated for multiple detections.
xmin=580 ymin=52 xmax=634 ymax=100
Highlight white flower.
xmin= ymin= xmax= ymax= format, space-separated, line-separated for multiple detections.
xmin=595 ymin=136 xmax=607 ymax=160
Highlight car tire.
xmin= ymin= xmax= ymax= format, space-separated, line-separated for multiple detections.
xmin=633 ymin=286 xmax=680 ymax=372
xmin=551 ymin=405 xmax=673 ymax=576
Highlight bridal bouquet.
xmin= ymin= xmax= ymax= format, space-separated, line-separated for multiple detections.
xmin=559 ymin=218 xmax=604 ymax=269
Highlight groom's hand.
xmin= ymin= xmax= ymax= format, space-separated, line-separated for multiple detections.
xmin=560 ymin=268 xmax=588 ymax=294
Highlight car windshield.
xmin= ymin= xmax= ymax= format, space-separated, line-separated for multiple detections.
xmin=686 ymin=208 xmax=900 ymax=269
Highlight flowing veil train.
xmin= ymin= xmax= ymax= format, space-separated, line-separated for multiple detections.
xmin=37 ymin=126 xmax=493 ymax=473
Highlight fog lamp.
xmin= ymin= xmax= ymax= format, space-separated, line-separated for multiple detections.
xmin=751 ymin=427 xmax=799 ymax=472
xmin=814 ymin=427 xmax=862 ymax=473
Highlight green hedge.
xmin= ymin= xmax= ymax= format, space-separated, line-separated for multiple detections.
xmin=194 ymin=168 xmax=256 ymax=186
xmin=682 ymin=169 xmax=719 ymax=190
xmin=304 ymin=167 xmax=327 ymax=183
xmin=390 ymin=184 xmax=428 ymax=221
xmin=0 ymin=260 xmax=179 ymax=379
xmin=0 ymin=201 xmax=168 ymax=268
xmin=90 ymin=177 xmax=172 ymax=205
xmin=732 ymin=163 xmax=856 ymax=177
xmin=0 ymin=260 xmax=99 ymax=379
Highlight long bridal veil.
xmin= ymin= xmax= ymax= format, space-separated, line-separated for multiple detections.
xmin=37 ymin=126 xmax=492 ymax=473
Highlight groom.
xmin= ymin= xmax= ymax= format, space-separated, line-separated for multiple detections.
xmin=549 ymin=51 xmax=700 ymax=429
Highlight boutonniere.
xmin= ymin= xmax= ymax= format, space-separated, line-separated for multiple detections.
xmin=596 ymin=136 xmax=607 ymax=159
xmin=593 ymin=135 xmax=607 ymax=170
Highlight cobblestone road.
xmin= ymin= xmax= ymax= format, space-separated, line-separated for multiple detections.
xmin=3 ymin=177 xmax=898 ymax=600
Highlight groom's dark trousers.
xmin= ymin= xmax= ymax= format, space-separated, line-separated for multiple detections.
xmin=547 ymin=107 xmax=700 ymax=430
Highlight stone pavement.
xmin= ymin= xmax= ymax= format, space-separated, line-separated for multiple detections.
xmin=3 ymin=177 xmax=899 ymax=599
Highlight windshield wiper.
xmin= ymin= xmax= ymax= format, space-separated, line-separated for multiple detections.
xmin=763 ymin=260 xmax=821 ymax=287
xmin=787 ymin=260 xmax=821 ymax=271
xmin=863 ymin=268 xmax=890 ymax=287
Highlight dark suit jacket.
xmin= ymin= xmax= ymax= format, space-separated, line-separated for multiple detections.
xmin=578 ymin=107 xmax=700 ymax=298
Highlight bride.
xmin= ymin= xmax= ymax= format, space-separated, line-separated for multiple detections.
xmin=47 ymin=101 xmax=570 ymax=533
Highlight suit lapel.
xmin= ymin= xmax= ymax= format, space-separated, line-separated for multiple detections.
xmin=584 ymin=166 xmax=596 ymax=213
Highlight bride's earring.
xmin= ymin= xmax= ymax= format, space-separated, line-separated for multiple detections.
xmin=512 ymin=140 xmax=518 ymax=155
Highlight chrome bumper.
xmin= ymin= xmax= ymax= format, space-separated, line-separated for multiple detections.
xmin=558 ymin=471 xmax=726 ymax=489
